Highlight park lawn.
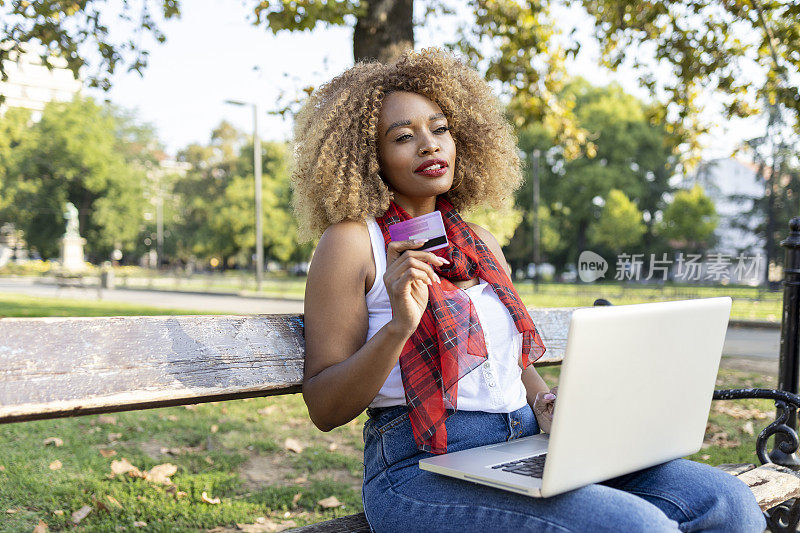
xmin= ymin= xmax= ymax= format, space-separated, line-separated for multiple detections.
xmin=92 ymin=272 xmax=785 ymax=322
xmin=0 ymin=294 xmax=781 ymax=531
xmin=0 ymin=293 xmax=214 ymax=318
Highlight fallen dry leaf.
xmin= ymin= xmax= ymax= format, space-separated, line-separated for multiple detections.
xmin=236 ymin=517 xmax=297 ymax=533
xmin=712 ymin=404 xmax=772 ymax=420
xmin=71 ymin=505 xmax=92 ymax=524
xmin=210 ymin=424 xmax=219 ymax=433
xmin=133 ymin=521 xmax=147 ymax=527
xmin=90 ymin=496 xmax=108 ymax=513
xmin=0 ymin=465 xmax=5 ymax=471
xmin=106 ymin=495 xmax=123 ymax=509
xmin=53 ymin=510 xmax=64 ymax=516
xmin=166 ymin=415 xmax=179 ymax=422
xmin=176 ymin=491 xmax=188 ymax=499
xmin=42 ymin=437 xmax=63 ymax=447
xmin=257 ymin=406 xmax=277 ymax=416
xmin=704 ymin=431 xmax=741 ymax=449
xmin=742 ymin=421 xmax=755 ymax=436
xmin=144 ymin=463 xmax=177 ymax=485
xmin=700 ymin=454 xmax=711 ymax=460
xmin=97 ymin=415 xmax=117 ymax=425
xmin=292 ymin=476 xmax=307 ymax=484
xmin=205 ymin=456 xmax=215 ymax=465
xmin=201 ymin=491 xmax=221 ymax=505
xmin=284 ymin=438 xmax=304 ymax=454
xmin=111 ymin=458 xmax=143 ymax=478
xmin=291 ymin=493 xmax=302 ymax=507
xmin=33 ymin=519 xmax=48 ymax=532
xmin=184 ymin=404 xmax=197 ymax=410
xmin=108 ymin=433 xmax=123 ymax=442
xmin=317 ymin=496 xmax=342 ymax=509
xmin=5 ymin=508 xmax=18 ymax=514
xmin=49 ymin=460 xmax=62 ymax=470
xmin=328 ymin=442 xmax=338 ymax=451
xmin=99 ymin=449 xmax=117 ymax=458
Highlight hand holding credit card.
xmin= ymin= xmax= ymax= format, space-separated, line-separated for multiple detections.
xmin=388 ymin=211 xmax=449 ymax=251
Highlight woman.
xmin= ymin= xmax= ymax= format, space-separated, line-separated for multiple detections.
xmin=292 ymin=48 xmax=764 ymax=532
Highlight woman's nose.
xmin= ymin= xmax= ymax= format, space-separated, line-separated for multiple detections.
xmin=418 ymin=139 xmax=440 ymax=156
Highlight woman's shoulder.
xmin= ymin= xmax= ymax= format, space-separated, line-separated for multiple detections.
xmin=465 ymin=222 xmax=512 ymax=278
xmin=317 ymin=219 xmax=372 ymax=252
xmin=310 ymin=219 xmax=374 ymax=284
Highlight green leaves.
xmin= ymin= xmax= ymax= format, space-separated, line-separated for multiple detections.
xmin=656 ymin=184 xmax=718 ymax=252
xmin=253 ymin=1 xmax=362 ymax=33
xmin=0 ymin=96 xmax=149 ymax=258
xmin=0 ymin=0 xmax=181 ymax=93
xmin=572 ymin=0 xmax=800 ymax=145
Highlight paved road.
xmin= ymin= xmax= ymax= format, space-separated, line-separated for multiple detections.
xmin=0 ymin=278 xmax=782 ymax=360
xmin=0 ymin=278 xmax=304 ymax=314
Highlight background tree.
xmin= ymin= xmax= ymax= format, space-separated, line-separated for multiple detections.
xmin=573 ymin=0 xmax=800 ymax=146
xmin=509 ymin=78 xmax=677 ymax=270
xmin=0 ymin=0 xmax=180 ymax=93
xmin=173 ymin=122 xmax=308 ymax=268
xmin=0 ymin=107 xmax=32 ymax=214
xmin=656 ymin=184 xmax=718 ymax=254
xmin=588 ymin=189 xmax=646 ymax=252
xmin=1 ymin=96 xmax=150 ymax=259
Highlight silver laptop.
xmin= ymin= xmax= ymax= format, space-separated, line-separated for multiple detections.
xmin=419 ymin=297 xmax=732 ymax=498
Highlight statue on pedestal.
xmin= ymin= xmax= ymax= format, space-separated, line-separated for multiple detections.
xmin=64 ymin=202 xmax=80 ymax=238
xmin=60 ymin=202 xmax=86 ymax=272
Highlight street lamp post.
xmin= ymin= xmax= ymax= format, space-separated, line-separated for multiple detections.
xmin=532 ymin=149 xmax=541 ymax=290
xmin=224 ymin=99 xmax=263 ymax=292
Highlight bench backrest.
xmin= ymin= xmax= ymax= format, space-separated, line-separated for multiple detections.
xmin=0 ymin=308 xmax=575 ymax=424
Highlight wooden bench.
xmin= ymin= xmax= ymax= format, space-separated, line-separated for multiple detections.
xmin=3 ymin=309 xmax=800 ymax=531
xmin=53 ymin=271 xmax=85 ymax=288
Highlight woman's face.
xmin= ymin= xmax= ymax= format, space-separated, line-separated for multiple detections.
xmin=376 ymin=91 xmax=456 ymax=209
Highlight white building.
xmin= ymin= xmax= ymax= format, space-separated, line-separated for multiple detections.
xmin=683 ymin=157 xmax=767 ymax=284
xmin=0 ymin=43 xmax=82 ymax=119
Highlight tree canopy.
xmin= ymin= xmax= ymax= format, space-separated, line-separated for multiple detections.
xmin=0 ymin=96 xmax=152 ymax=259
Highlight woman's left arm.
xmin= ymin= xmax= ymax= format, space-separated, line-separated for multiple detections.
xmin=467 ymin=221 xmax=556 ymax=431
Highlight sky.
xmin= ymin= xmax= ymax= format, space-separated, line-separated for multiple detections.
xmin=84 ymin=0 xmax=763 ymax=160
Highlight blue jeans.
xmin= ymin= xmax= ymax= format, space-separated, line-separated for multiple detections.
xmin=362 ymin=404 xmax=765 ymax=532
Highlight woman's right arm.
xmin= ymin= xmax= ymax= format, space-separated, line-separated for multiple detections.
xmin=302 ymin=221 xmax=446 ymax=432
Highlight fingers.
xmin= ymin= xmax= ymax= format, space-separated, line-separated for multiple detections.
xmin=385 ymin=240 xmax=449 ymax=287
xmin=533 ymin=390 xmax=556 ymax=414
xmin=387 ymin=239 xmax=450 ymax=268
xmin=386 ymin=239 xmax=426 ymax=263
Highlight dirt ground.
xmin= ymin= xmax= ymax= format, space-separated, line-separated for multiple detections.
xmin=720 ymin=356 xmax=779 ymax=376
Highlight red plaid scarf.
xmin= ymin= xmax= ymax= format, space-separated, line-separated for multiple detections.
xmin=375 ymin=195 xmax=546 ymax=454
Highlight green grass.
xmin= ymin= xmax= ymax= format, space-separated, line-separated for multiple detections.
xmin=0 ymin=293 xmax=783 ymax=531
xmin=19 ymin=272 xmax=780 ymax=322
xmin=0 ymin=292 xmax=213 ymax=318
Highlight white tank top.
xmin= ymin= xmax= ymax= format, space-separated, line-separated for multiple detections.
xmin=365 ymin=216 xmax=528 ymax=412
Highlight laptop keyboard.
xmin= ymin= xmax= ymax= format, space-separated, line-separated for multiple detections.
xmin=491 ymin=454 xmax=547 ymax=478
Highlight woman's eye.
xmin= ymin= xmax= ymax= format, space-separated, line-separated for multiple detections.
xmin=435 ymin=126 xmax=450 ymax=133
xmin=395 ymin=134 xmax=411 ymax=142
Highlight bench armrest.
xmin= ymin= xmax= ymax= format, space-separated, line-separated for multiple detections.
xmin=713 ymin=388 xmax=800 ymax=465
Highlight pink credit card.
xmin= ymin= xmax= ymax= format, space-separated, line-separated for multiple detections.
xmin=388 ymin=211 xmax=449 ymax=252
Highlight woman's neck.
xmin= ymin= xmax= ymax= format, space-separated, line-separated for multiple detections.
xmin=392 ymin=194 xmax=438 ymax=218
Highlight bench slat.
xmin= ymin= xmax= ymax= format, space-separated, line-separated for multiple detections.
xmin=0 ymin=315 xmax=305 ymax=423
xmin=0 ymin=308 xmax=573 ymax=424
xmin=725 ymin=463 xmax=800 ymax=511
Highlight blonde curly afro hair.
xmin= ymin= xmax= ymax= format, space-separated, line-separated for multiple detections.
xmin=291 ymin=47 xmax=523 ymax=242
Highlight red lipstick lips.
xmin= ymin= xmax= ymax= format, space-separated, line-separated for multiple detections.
xmin=415 ymin=158 xmax=448 ymax=177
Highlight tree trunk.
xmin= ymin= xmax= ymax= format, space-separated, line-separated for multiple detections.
xmin=353 ymin=0 xmax=414 ymax=63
